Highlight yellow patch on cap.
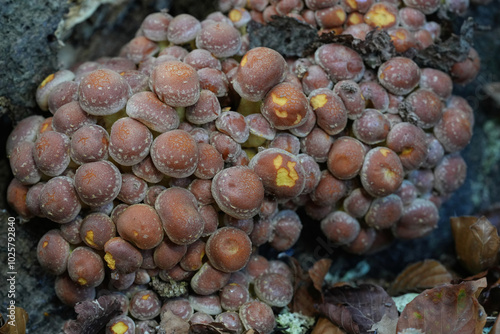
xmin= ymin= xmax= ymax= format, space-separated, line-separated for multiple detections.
xmin=276 ymin=161 xmax=299 ymax=187
xmin=104 ymin=252 xmax=116 ymax=270
xmin=271 ymin=93 xmax=288 ymax=107
xmin=39 ymin=73 xmax=55 ymax=88
xmin=85 ymin=230 xmax=97 ymax=247
xmin=274 ymin=109 xmax=288 ymax=118
xmin=273 ymin=155 xmax=283 ymax=170
xmin=346 ymin=0 xmax=357 ymax=9
xmin=310 ymin=94 xmax=328 ymax=110
xmin=401 ymin=147 xmax=414 ymax=157
xmin=111 ymin=322 xmax=129 ymax=334
xmin=240 ymin=54 xmax=248 ymax=67
xmin=229 ymin=9 xmax=242 ymax=22
xmin=379 ymin=148 xmax=391 ymax=157
xmin=365 ymin=4 xmax=396 ymax=28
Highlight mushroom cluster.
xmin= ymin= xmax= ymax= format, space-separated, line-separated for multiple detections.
xmin=6 ymin=0 xmax=480 ymax=332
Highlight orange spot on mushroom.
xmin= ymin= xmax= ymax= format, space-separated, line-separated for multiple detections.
xmin=141 ymin=294 xmax=150 ymax=300
xmin=42 ymin=241 xmax=49 ymax=248
xmin=90 ymin=70 xmax=112 ymax=89
xmin=379 ymin=65 xmax=392 ymax=81
xmin=81 ymin=169 xmax=97 ymax=185
xmin=39 ymin=73 xmax=55 ymax=88
xmin=36 ymin=136 xmax=50 ymax=156
xmin=39 ymin=120 xmax=52 ymax=134
xmin=78 ymin=136 xmax=89 ymax=146
xmin=310 ymin=94 xmax=328 ymax=110
xmin=116 ymin=122 xmax=130 ymax=143
xmin=45 ymin=190 xmax=57 ymax=206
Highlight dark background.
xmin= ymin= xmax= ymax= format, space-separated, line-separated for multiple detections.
xmin=0 ymin=0 xmax=499 ymax=332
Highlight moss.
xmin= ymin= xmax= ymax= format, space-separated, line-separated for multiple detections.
xmin=276 ymin=308 xmax=315 ymax=334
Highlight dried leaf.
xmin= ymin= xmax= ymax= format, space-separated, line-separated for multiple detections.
xmin=304 ymin=29 xmax=396 ymax=69
xmin=62 ymin=295 xmax=122 ymax=334
xmin=453 ymin=266 xmax=500 ymax=314
xmin=389 ymin=260 xmax=453 ymax=295
xmin=396 ymin=278 xmax=487 ymax=334
xmin=247 ymin=16 xmax=318 ymax=57
xmin=392 ymin=293 xmax=419 ymax=313
xmin=482 ymin=284 xmax=500 ymax=317
xmin=159 ymin=310 xmax=190 ymax=334
xmin=413 ymin=18 xmax=474 ymax=73
xmin=309 ymin=259 xmax=332 ymax=292
xmin=319 ymin=284 xmax=398 ymax=334
xmin=0 ymin=307 xmax=28 ymax=334
xmin=491 ymin=315 xmax=500 ymax=334
xmin=286 ymin=256 xmax=321 ymax=317
xmin=370 ymin=313 xmax=398 ymax=334
xmin=291 ymin=283 xmax=319 ymax=317
xmin=480 ymin=202 xmax=500 ymax=231
xmin=189 ymin=322 xmax=236 ymax=333
xmin=484 ymin=83 xmax=500 ymax=108
xmin=311 ymin=318 xmax=347 ymax=334
xmin=451 ymin=216 xmax=500 ymax=274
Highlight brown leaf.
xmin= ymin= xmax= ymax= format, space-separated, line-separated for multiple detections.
xmin=413 ymin=18 xmax=474 ymax=73
xmin=491 ymin=315 xmax=500 ymax=334
xmin=292 ymin=284 xmax=320 ymax=317
xmin=319 ymin=284 xmax=398 ymax=334
xmin=311 ymin=318 xmax=347 ymax=334
xmin=247 ymin=16 xmax=318 ymax=57
xmin=451 ymin=216 xmax=500 ymax=274
xmin=189 ymin=322 xmax=236 ymax=334
xmin=309 ymin=259 xmax=332 ymax=292
xmin=389 ymin=259 xmax=453 ymax=295
xmin=370 ymin=313 xmax=398 ymax=334
xmin=0 ymin=307 xmax=28 ymax=334
xmin=62 ymin=295 xmax=122 ymax=334
xmin=396 ymin=278 xmax=487 ymax=334
xmin=286 ymin=256 xmax=321 ymax=317
xmin=453 ymin=266 xmax=500 ymax=314
xmin=303 ymin=29 xmax=396 ymax=69
xmin=481 ymin=279 xmax=500 ymax=315
xmin=159 ymin=310 xmax=190 ymax=334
